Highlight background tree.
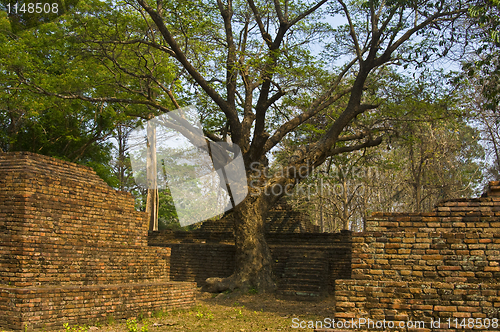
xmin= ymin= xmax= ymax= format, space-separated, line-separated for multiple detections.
xmin=465 ymin=0 xmax=500 ymax=111
xmin=282 ymin=71 xmax=484 ymax=228
xmin=454 ymin=0 xmax=500 ymax=181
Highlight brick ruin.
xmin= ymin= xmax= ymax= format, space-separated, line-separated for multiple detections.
xmin=150 ymin=199 xmax=337 ymax=299
xmin=1 ymin=151 xmax=499 ymax=331
xmin=149 ymin=182 xmax=500 ymax=330
xmin=334 ymin=182 xmax=500 ymax=331
xmin=148 ymin=231 xmax=352 ymax=298
xmin=197 ymin=200 xmax=320 ymax=233
xmin=0 ymin=152 xmax=195 ymax=331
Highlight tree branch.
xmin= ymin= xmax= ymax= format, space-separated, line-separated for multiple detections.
xmin=264 ymin=87 xmax=352 ymax=153
xmin=16 ymin=72 xmax=170 ymax=118
xmin=247 ymin=0 xmax=273 ymax=47
xmin=339 ymin=0 xmax=363 ymax=62
xmin=377 ymin=8 xmax=466 ymax=66
xmin=136 ymin=0 xmax=241 ymax=134
xmin=329 ymin=136 xmax=383 ymax=156
xmin=217 ymin=0 xmax=238 ymax=109
xmin=290 ymin=0 xmax=329 ymax=26
xmin=273 ymin=0 xmax=285 ymax=24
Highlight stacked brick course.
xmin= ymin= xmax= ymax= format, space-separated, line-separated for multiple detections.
xmin=197 ymin=200 xmax=319 ymax=233
xmin=149 ymin=231 xmax=352 ymax=296
xmin=334 ymin=182 xmax=500 ymax=331
xmin=265 ymin=202 xmax=320 ymax=232
xmin=350 ymin=231 xmax=500 ymax=282
xmin=0 ymin=152 xmax=195 ymax=331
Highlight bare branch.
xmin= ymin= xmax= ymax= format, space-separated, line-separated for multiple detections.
xmin=247 ymin=0 xmax=273 ymax=47
xmin=81 ymin=38 xmax=176 ymax=57
xmin=263 ymin=55 xmax=359 ymax=153
xmin=264 ymin=88 xmax=352 ymax=153
xmin=273 ymin=0 xmax=285 ymax=23
xmin=217 ymin=0 xmax=238 ymax=109
xmin=338 ymin=0 xmax=363 ymax=62
xmin=289 ymin=0 xmax=329 ymax=26
xmin=378 ymin=8 xmax=466 ymax=66
xmin=329 ymin=136 xmax=383 ymax=156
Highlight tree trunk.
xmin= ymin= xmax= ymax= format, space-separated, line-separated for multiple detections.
xmin=233 ymin=195 xmax=275 ymax=290
xmin=204 ymin=193 xmax=276 ymax=293
xmin=415 ymin=184 xmax=422 ymax=213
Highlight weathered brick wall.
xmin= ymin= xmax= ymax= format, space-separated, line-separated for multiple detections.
xmin=166 ymin=243 xmax=235 ymax=284
xmin=335 ymin=280 xmax=500 ymax=331
xmin=198 ymin=201 xmax=319 ymax=233
xmin=269 ymin=233 xmax=352 ymax=293
xmin=351 ymin=231 xmax=500 ymax=282
xmin=266 ymin=209 xmax=320 ymax=233
xmin=1 ymin=282 xmax=195 ymax=330
xmin=149 ymin=231 xmax=352 ymax=293
xmin=366 ymin=182 xmax=500 ymax=233
xmin=0 ymin=152 xmax=167 ymax=287
xmin=334 ymin=182 xmax=500 ymax=331
xmin=0 ymin=152 xmax=195 ymax=331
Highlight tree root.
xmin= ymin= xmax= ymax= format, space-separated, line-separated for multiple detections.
xmin=202 ymin=273 xmax=276 ymax=293
xmin=202 ymin=276 xmax=238 ymax=293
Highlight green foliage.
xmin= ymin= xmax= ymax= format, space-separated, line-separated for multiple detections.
xmin=233 ymin=307 xmax=244 ymax=318
xmin=248 ymin=287 xmax=259 ymax=295
xmin=106 ymin=315 xmax=115 ymax=325
xmin=194 ymin=306 xmax=214 ymax=320
xmin=0 ymin=0 xmax=180 ymax=185
xmin=63 ymin=323 xmax=88 ymax=332
xmin=126 ymin=318 xmax=138 ymax=332
xmin=158 ymin=189 xmax=179 ymax=230
xmin=0 ymin=0 xmax=488 ymax=235
xmin=0 ymin=0 xmax=80 ymax=33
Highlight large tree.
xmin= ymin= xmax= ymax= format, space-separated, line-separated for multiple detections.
xmin=2 ymin=0 xmax=471 ymax=291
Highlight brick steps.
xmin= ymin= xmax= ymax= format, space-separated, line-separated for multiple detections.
xmin=277 ymin=250 xmax=328 ymax=299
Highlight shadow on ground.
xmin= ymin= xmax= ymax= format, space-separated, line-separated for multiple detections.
xmin=198 ymin=289 xmax=336 ymax=318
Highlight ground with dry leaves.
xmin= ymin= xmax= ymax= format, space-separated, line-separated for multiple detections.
xmin=60 ymin=289 xmax=336 ymax=332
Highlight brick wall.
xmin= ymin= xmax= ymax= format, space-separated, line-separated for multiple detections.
xmin=334 ymin=182 xmax=500 ymax=331
xmin=149 ymin=230 xmax=352 ymax=295
xmin=0 ymin=282 xmax=195 ymax=330
xmin=0 ymin=152 xmax=195 ymax=331
xmin=366 ymin=182 xmax=500 ymax=233
xmin=266 ymin=207 xmax=320 ymax=233
xmin=335 ymin=280 xmax=500 ymax=330
xmin=198 ymin=200 xmax=320 ymax=233
xmin=351 ymin=231 xmax=500 ymax=282
xmin=166 ymin=243 xmax=235 ymax=285
xmin=270 ymin=233 xmax=352 ymax=294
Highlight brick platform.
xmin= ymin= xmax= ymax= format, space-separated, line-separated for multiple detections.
xmin=0 ymin=152 xmax=195 ymax=330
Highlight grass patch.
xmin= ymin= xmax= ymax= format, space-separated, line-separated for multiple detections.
xmin=0 ymin=291 xmax=334 ymax=332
